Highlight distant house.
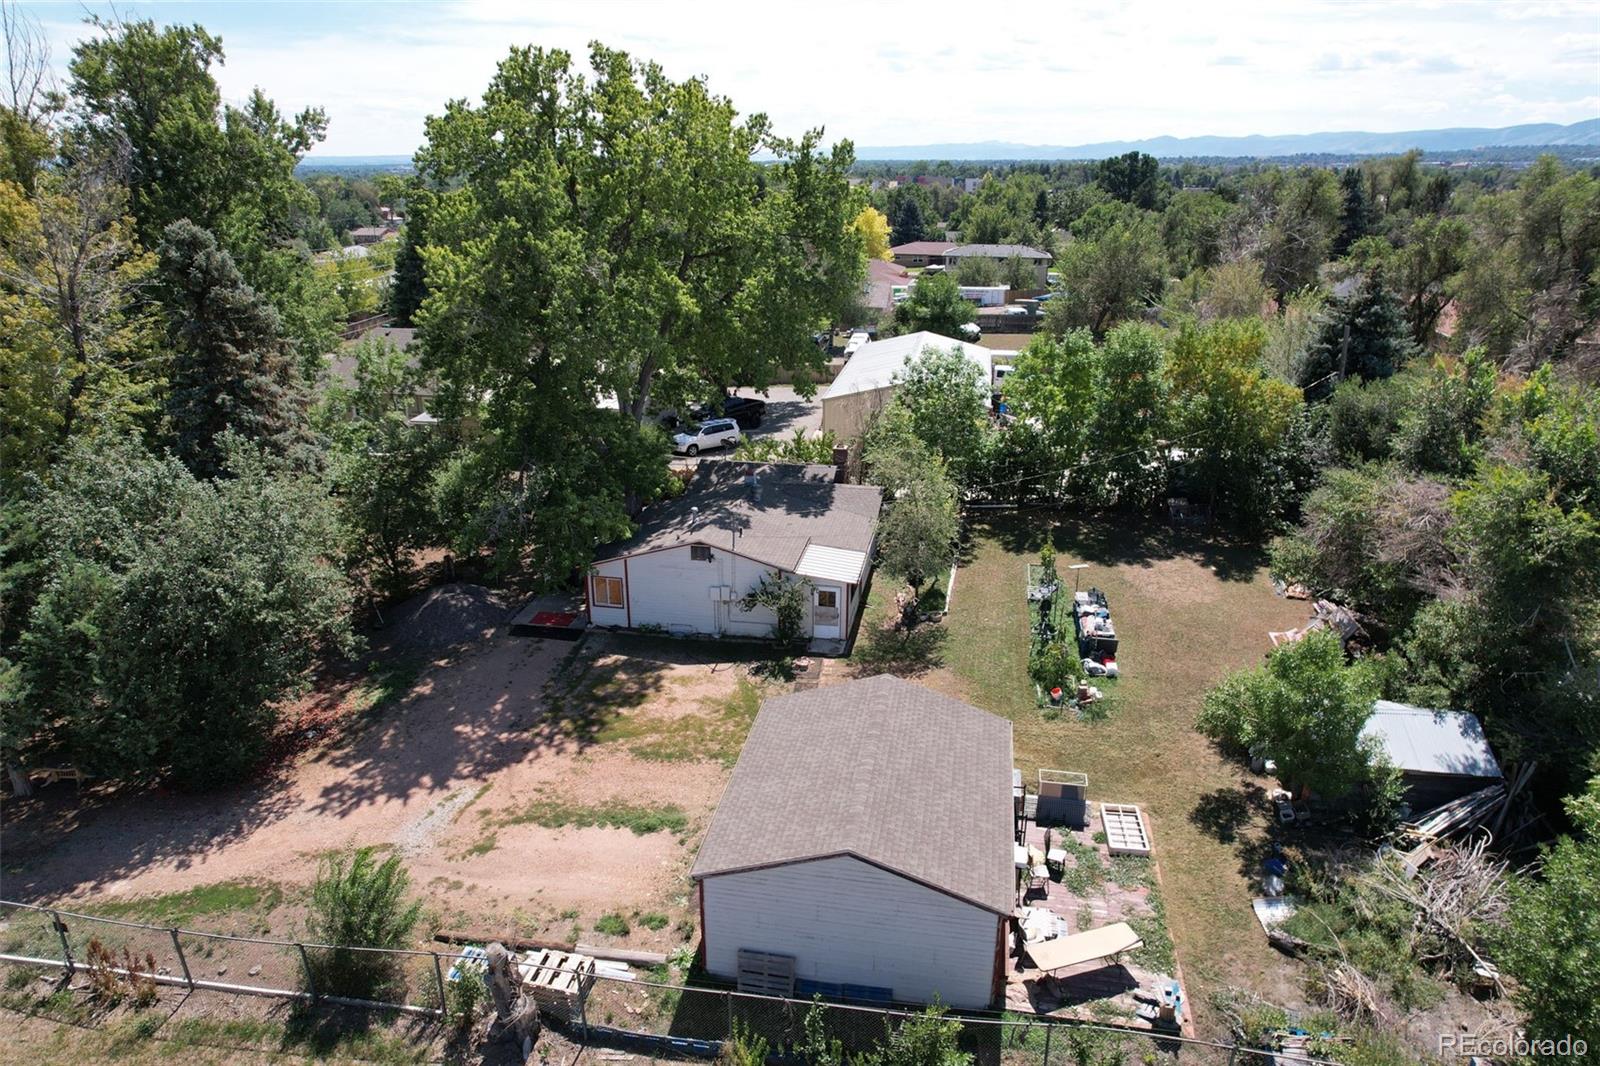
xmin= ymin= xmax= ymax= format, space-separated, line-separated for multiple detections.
xmin=1360 ymin=701 xmax=1503 ymax=809
xmin=325 ymin=327 xmax=443 ymax=425
xmin=942 ymin=244 xmax=1053 ymax=288
xmin=863 ymin=258 xmax=914 ymax=314
xmin=348 ymin=224 xmax=396 ymax=245
xmin=691 ymin=675 xmax=1014 ymax=1009
xmin=588 ymin=462 xmax=882 ymax=645
xmin=960 ymin=177 xmax=984 ymax=194
xmin=820 ymin=331 xmax=994 ymax=440
xmin=890 ymin=240 xmax=956 ymax=268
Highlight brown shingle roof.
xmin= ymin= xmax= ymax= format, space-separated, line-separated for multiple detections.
xmin=596 ymin=462 xmax=881 ymax=574
xmin=690 ymin=675 xmax=1015 ymax=914
xmin=890 ymin=241 xmax=957 ymax=255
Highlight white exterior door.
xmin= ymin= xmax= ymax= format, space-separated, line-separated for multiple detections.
xmin=813 ymin=585 xmax=842 ymax=639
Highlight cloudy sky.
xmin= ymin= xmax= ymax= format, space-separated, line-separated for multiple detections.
xmin=17 ymin=0 xmax=1600 ymax=157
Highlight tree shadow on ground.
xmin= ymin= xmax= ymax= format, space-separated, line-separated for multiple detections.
xmin=847 ymin=621 xmax=948 ymax=678
xmin=1189 ymin=783 xmax=1267 ymax=846
xmin=977 ymin=511 xmax=1272 ymax=583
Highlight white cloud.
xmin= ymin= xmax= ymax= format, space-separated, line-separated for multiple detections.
xmin=18 ymin=0 xmax=1600 ymax=156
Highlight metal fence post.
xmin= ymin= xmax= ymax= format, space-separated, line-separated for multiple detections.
xmin=169 ymin=928 xmax=193 ymax=989
xmin=46 ymin=910 xmax=73 ymax=978
xmin=296 ymin=941 xmax=317 ymax=1001
xmin=725 ymin=989 xmax=734 ymax=1038
xmin=431 ymin=952 xmax=446 ymax=1017
xmin=1042 ymin=1020 xmax=1052 ymax=1066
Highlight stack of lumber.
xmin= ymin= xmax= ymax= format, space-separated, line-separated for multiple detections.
xmin=1403 ymin=784 xmax=1506 ymax=841
xmin=516 ymin=948 xmax=596 ymax=1021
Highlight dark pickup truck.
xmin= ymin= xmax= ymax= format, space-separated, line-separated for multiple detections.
xmin=660 ymin=394 xmax=767 ymax=431
xmin=689 ymin=395 xmax=766 ymax=429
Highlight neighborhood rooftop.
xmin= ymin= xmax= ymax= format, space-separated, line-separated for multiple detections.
xmin=1361 ymin=701 xmax=1503 ymax=780
xmin=824 ymin=330 xmax=993 ymax=400
xmin=690 ymin=675 xmax=1015 ymax=914
xmin=944 ymin=243 xmax=1052 ymax=260
xmin=594 ymin=461 xmax=882 ymax=574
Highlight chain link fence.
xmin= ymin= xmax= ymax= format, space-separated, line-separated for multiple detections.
xmin=2 ymin=900 xmax=1334 ymax=1065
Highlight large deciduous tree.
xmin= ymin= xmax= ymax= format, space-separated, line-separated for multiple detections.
xmin=409 ymin=44 xmax=862 ymax=579
xmin=0 ymin=156 xmax=160 ymax=487
xmin=1045 ymin=205 xmax=1165 ymax=337
xmin=67 ymin=16 xmax=338 ymax=361
xmin=1169 ymin=317 xmax=1303 ymax=527
xmin=890 ymin=344 xmax=990 ymax=481
xmin=892 ymin=271 xmax=975 ymax=337
xmin=1198 ymin=629 xmax=1382 ymax=798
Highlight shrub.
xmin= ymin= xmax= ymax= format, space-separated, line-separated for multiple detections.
xmin=306 ymin=848 xmax=422 ymax=998
xmin=446 ymin=967 xmax=486 ymax=1031
xmin=740 ymin=571 xmax=809 ymax=647
xmin=1029 ymin=640 xmax=1084 ymax=691
xmin=593 ymin=913 xmax=630 ymax=937
xmin=718 ymin=1019 xmax=769 ymax=1066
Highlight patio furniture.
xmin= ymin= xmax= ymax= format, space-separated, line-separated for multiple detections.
xmin=1029 ymin=864 xmax=1050 ymax=893
xmin=1046 ymin=847 xmax=1068 ymax=870
xmin=1013 ymin=844 xmax=1030 ymax=869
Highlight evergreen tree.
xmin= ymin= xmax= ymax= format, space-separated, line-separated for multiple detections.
xmin=157 ymin=221 xmax=310 ymax=477
xmin=388 ymin=225 xmax=427 ymax=327
xmin=1333 ymin=166 xmax=1374 ymax=257
xmin=1300 ymin=267 xmax=1416 ymax=393
xmin=890 ymin=196 xmax=926 ymax=246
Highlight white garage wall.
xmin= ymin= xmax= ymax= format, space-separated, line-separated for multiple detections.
xmin=701 ymin=854 xmax=1000 ymax=1009
xmin=621 ymin=546 xmax=799 ymax=638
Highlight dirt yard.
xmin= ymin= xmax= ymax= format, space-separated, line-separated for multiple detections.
xmin=2 ymin=590 xmax=767 ymax=956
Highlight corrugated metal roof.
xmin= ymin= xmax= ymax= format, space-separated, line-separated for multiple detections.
xmin=823 ymin=331 xmax=993 ymax=401
xmin=795 ymin=544 xmax=867 ymax=584
xmin=1361 ymin=701 xmax=1502 ymax=779
xmin=690 ymin=676 xmax=1015 ymax=915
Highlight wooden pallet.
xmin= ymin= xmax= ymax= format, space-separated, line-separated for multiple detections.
xmin=518 ymin=948 xmax=596 ymax=1020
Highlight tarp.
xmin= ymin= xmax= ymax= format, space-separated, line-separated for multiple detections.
xmin=1024 ymin=921 xmax=1143 ymax=973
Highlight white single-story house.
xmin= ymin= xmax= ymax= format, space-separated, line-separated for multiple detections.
xmin=691 ymin=675 xmax=1015 ymax=1009
xmin=820 ymin=330 xmax=998 ymax=441
xmin=1361 ymin=701 xmax=1503 ymax=809
xmin=587 ymin=462 xmax=882 ymax=644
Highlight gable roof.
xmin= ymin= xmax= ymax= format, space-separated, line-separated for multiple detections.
xmin=944 ymin=243 xmax=1053 ymax=261
xmin=594 ymin=461 xmax=882 ymax=575
xmin=823 ymin=331 xmax=993 ymax=401
xmin=691 ymin=675 xmax=1015 ymax=915
xmin=864 ymin=258 xmax=914 ymax=310
xmin=890 ymin=241 xmax=957 ymax=256
xmin=326 ymin=327 xmax=421 ymax=388
xmin=1362 ymin=701 xmax=1503 ymax=779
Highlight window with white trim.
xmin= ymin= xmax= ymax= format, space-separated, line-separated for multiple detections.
xmin=592 ymin=574 xmax=625 ymax=609
xmin=690 ymin=545 xmax=712 ymax=562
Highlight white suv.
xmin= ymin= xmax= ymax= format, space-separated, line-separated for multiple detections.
xmin=672 ymin=418 xmax=741 ymax=456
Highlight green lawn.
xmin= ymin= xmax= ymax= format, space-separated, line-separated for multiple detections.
xmin=924 ymin=514 xmax=1313 ymax=1032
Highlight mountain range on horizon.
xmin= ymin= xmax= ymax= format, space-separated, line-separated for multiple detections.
xmin=849 ymin=119 xmax=1600 ymax=161
xmin=299 ymin=119 xmax=1600 ymax=167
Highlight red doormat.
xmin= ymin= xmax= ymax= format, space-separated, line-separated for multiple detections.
xmin=529 ymin=611 xmax=579 ymax=627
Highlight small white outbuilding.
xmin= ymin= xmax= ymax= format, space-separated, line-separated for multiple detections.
xmin=819 ymin=331 xmax=994 ymax=440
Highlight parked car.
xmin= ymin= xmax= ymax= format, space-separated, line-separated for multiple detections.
xmin=720 ymin=395 xmax=767 ymax=429
xmin=672 ymin=418 xmax=741 ymax=456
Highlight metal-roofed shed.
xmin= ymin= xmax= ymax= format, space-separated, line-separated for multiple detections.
xmin=1361 ymin=701 xmax=1503 ymax=809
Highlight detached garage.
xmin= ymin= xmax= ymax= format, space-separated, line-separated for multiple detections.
xmin=820 ymin=331 xmax=993 ymax=441
xmin=690 ymin=675 xmax=1015 ymax=1010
